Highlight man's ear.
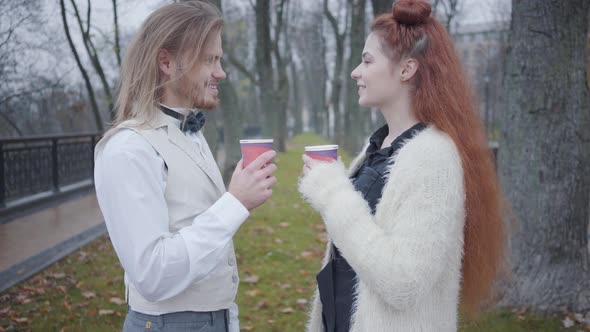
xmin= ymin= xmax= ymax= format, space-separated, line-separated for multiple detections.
xmin=158 ymin=49 xmax=173 ymax=78
xmin=400 ymin=58 xmax=419 ymax=82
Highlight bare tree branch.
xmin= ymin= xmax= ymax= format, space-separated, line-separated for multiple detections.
xmin=0 ymin=111 xmax=23 ymax=136
xmin=70 ymin=0 xmax=115 ymax=120
xmin=112 ymin=0 xmax=121 ymax=67
xmin=227 ymin=53 xmax=258 ymax=84
xmin=85 ymin=0 xmax=91 ymax=35
xmin=59 ymin=0 xmax=103 ymax=131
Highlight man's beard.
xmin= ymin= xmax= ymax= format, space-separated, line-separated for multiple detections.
xmin=173 ymin=76 xmax=220 ymax=110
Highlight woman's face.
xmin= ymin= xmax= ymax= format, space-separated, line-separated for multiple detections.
xmin=351 ymin=33 xmax=404 ymax=109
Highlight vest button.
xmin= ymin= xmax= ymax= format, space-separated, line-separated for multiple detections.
xmin=232 ymin=275 xmax=238 ymax=283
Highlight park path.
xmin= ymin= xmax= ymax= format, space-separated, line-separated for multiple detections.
xmin=0 ymin=193 xmax=105 ymax=292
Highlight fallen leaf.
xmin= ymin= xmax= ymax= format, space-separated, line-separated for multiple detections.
xmin=574 ymin=313 xmax=589 ymax=324
xmin=279 ymin=222 xmax=290 ymax=228
xmin=109 ymin=297 xmax=125 ymax=305
xmin=242 ymin=326 xmax=253 ymax=331
xmin=75 ymin=302 xmax=89 ymax=309
xmin=51 ymin=273 xmax=66 ymax=279
xmin=296 ymin=298 xmax=308 ymax=305
xmin=16 ymin=269 xmax=25 ymax=275
xmin=82 ymin=292 xmax=96 ymax=299
xmin=266 ymin=319 xmax=275 ymax=324
xmin=300 ymin=251 xmax=314 ymax=259
xmin=562 ymin=317 xmax=575 ymax=328
xmin=313 ymin=224 xmax=325 ymax=231
xmin=242 ymin=275 xmax=259 ymax=284
xmin=15 ymin=295 xmax=31 ymax=305
xmin=315 ymin=233 xmax=329 ymax=243
xmin=245 ymin=289 xmax=263 ymax=297
xmin=99 ymin=309 xmax=115 ymax=316
xmin=13 ymin=317 xmax=29 ymax=323
xmin=280 ymin=284 xmax=291 ymax=289
xmin=280 ymin=307 xmax=295 ymax=313
xmin=274 ymin=238 xmax=284 ymax=244
xmin=255 ymin=301 xmax=268 ymax=309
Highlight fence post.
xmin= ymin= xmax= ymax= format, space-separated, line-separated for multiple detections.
xmin=0 ymin=143 xmax=5 ymax=208
xmin=52 ymin=138 xmax=59 ymax=193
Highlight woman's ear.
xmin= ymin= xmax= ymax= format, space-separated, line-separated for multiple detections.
xmin=400 ymin=58 xmax=419 ymax=82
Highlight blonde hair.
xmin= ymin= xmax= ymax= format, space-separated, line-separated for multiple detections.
xmin=114 ymin=0 xmax=222 ymax=127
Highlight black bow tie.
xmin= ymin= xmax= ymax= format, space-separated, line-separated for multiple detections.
xmin=160 ymin=105 xmax=206 ymax=133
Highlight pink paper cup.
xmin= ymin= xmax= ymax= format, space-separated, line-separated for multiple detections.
xmin=305 ymin=145 xmax=338 ymax=162
xmin=240 ymin=139 xmax=274 ymax=168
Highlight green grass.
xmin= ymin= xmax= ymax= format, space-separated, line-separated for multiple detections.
xmin=0 ymin=133 xmax=586 ymax=331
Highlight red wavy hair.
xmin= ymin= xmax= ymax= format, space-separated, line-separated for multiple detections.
xmin=372 ymin=0 xmax=505 ymax=315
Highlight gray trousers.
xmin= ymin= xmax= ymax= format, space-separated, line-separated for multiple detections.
xmin=122 ymin=308 xmax=229 ymax=332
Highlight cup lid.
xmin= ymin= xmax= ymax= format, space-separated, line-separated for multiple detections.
xmin=240 ymin=139 xmax=274 ymax=144
xmin=305 ymin=144 xmax=339 ymax=151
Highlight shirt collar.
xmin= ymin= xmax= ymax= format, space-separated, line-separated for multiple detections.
xmin=366 ymin=122 xmax=427 ymax=158
xmin=159 ymin=103 xmax=196 ymax=127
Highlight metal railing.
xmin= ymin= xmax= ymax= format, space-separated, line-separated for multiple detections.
xmin=0 ymin=132 xmax=102 ymax=208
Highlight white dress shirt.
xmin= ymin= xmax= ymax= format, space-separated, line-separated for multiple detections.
xmin=94 ymin=106 xmax=247 ymax=331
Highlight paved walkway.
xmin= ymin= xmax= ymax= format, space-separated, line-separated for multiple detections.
xmin=0 ymin=193 xmax=105 ymax=292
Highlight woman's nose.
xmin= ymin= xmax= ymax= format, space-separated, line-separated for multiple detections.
xmin=351 ymin=64 xmax=361 ymax=80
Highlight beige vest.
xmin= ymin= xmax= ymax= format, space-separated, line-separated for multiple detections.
xmin=99 ymin=112 xmax=239 ymax=313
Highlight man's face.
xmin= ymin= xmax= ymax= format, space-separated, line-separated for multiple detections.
xmin=171 ymin=32 xmax=226 ymax=110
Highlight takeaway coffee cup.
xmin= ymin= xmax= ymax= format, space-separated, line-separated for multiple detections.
xmin=304 ymin=144 xmax=338 ymax=162
xmin=240 ymin=139 xmax=274 ymax=167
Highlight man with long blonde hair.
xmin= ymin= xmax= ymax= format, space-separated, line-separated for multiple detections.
xmin=94 ymin=2 xmax=277 ymax=331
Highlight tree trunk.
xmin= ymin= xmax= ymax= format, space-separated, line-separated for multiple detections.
xmin=325 ymin=0 xmax=347 ymax=144
xmin=69 ymin=0 xmax=115 ymax=122
xmin=255 ymin=0 xmax=275 ymax=138
xmin=498 ymin=0 xmax=590 ymax=312
xmin=274 ymin=62 xmax=289 ymax=152
xmin=255 ymin=0 xmax=289 ymax=152
xmin=289 ymin=59 xmax=303 ymax=136
xmin=343 ymin=0 xmax=366 ymax=155
xmin=209 ymin=0 xmax=242 ymax=183
xmin=272 ymin=0 xmax=289 ymax=152
xmin=59 ymin=0 xmax=103 ymax=132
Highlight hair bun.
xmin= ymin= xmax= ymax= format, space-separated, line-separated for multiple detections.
xmin=392 ymin=0 xmax=431 ymax=26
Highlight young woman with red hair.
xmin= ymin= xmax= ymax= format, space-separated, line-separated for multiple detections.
xmin=299 ymin=0 xmax=504 ymax=331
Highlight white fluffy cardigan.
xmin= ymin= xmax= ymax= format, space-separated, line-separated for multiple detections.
xmin=298 ymin=126 xmax=466 ymax=332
